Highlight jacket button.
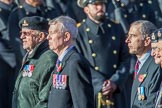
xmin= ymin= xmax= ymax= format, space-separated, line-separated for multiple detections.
xmin=47 ymin=18 xmax=51 ymax=21
xmin=142 ymin=14 xmax=146 ymax=18
xmin=89 ymin=40 xmax=93 ymax=44
xmin=26 ymin=11 xmax=29 ymax=15
xmin=92 ymin=53 xmax=96 ymax=57
xmin=121 ymin=3 xmax=125 ymax=7
xmin=112 ymin=36 xmax=116 ymax=40
xmin=95 ymin=66 xmax=99 ymax=71
xmin=140 ymin=3 xmax=143 ymax=7
xmin=86 ymin=28 xmax=90 ymax=32
xmin=148 ymin=0 xmax=152 ymax=4
xmin=107 ymin=24 xmax=111 ymax=28
xmin=113 ymin=64 xmax=117 ymax=69
xmin=113 ymin=50 xmax=117 ymax=54
xmin=124 ymin=14 xmax=127 ymax=18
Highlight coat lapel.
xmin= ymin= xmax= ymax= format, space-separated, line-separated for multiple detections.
xmin=59 ymin=48 xmax=76 ymax=73
xmin=131 ymin=56 xmax=153 ymax=105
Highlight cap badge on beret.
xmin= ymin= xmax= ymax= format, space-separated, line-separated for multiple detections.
xmin=151 ymin=33 xmax=155 ymax=40
xmin=22 ymin=20 xmax=29 ymax=27
xmin=158 ymin=31 xmax=161 ymax=38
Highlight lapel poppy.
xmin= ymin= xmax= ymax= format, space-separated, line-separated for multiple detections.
xmin=138 ymin=74 xmax=147 ymax=83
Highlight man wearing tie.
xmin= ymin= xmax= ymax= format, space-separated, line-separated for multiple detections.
xmin=47 ymin=16 xmax=94 ymax=108
xmin=125 ymin=20 xmax=162 ymax=108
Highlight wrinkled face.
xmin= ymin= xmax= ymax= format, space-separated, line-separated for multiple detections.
xmin=47 ymin=23 xmax=65 ymax=54
xmin=125 ymin=25 xmax=145 ymax=56
xmin=85 ymin=2 xmax=106 ymax=22
xmin=157 ymin=41 xmax=162 ymax=67
xmin=151 ymin=42 xmax=161 ymax=64
xmin=20 ymin=28 xmax=40 ymax=51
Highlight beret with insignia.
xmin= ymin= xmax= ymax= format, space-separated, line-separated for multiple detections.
xmin=151 ymin=28 xmax=162 ymax=43
xmin=19 ymin=16 xmax=48 ymax=31
xmin=77 ymin=0 xmax=107 ymax=8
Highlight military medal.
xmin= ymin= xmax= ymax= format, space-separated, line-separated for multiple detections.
xmin=61 ymin=75 xmax=67 ymax=89
xmin=28 ymin=72 xmax=32 ymax=77
xmin=22 ymin=65 xmax=28 ymax=77
xmin=53 ymin=74 xmax=68 ymax=89
xmin=27 ymin=65 xmax=34 ymax=77
xmin=141 ymin=87 xmax=145 ymax=100
xmin=58 ymin=75 xmax=62 ymax=89
xmin=138 ymin=87 xmax=141 ymax=100
xmin=138 ymin=87 xmax=145 ymax=101
xmin=53 ymin=74 xmax=57 ymax=88
xmin=22 ymin=64 xmax=34 ymax=77
xmin=22 ymin=71 xmax=28 ymax=77
xmin=56 ymin=74 xmax=61 ymax=89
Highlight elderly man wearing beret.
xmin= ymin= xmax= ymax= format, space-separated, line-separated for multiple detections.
xmin=151 ymin=28 xmax=162 ymax=108
xmin=12 ymin=16 xmax=58 ymax=108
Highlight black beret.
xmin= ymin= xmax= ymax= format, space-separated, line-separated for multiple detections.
xmin=19 ymin=16 xmax=48 ymax=31
xmin=151 ymin=28 xmax=162 ymax=43
xmin=77 ymin=0 xmax=107 ymax=8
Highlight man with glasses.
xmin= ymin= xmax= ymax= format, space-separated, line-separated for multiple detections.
xmin=8 ymin=0 xmax=61 ymax=71
xmin=12 ymin=16 xmax=57 ymax=108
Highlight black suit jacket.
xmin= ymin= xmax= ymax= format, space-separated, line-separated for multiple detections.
xmin=48 ymin=47 xmax=94 ymax=108
xmin=131 ymin=55 xmax=162 ymax=108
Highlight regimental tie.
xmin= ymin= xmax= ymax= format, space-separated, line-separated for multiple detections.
xmin=56 ymin=59 xmax=62 ymax=72
xmin=134 ymin=60 xmax=140 ymax=80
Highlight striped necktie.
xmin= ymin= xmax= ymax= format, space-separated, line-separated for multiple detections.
xmin=56 ymin=59 xmax=62 ymax=72
xmin=134 ymin=60 xmax=140 ymax=80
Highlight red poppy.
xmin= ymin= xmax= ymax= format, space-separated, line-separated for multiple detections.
xmin=138 ymin=74 xmax=147 ymax=83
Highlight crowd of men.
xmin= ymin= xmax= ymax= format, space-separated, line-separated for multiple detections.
xmin=0 ymin=0 xmax=162 ymax=108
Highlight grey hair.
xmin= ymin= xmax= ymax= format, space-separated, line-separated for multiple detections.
xmin=130 ymin=20 xmax=157 ymax=39
xmin=49 ymin=16 xmax=78 ymax=39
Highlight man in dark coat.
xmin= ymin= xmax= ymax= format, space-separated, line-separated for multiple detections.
xmin=12 ymin=16 xmax=58 ymax=108
xmin=47 ymin=16 xmax=94 ymax=108
xmin=8 ymin=0 xmax=61 ymax=70
xmin=125 ymin=20 xmax=162 ymax=108
xmin=0 ymin=0 xmax=17 ymax=108
xmin=75 ymin=0 xmax=130 ymax=108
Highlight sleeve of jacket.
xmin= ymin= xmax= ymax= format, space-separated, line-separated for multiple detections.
xmin=109 ymin=27 xmax=131 ymax=91
xmin=142 ymin=67 xmax=162 ymax=108
xmin=68 ymin=56 xmax=94 ymax=108
xmin=34 ymin=52 xmax=57 ymax=108
xmin=7 ymin=8 xmax=24 ymax=64
xmin=0 ymin=17 xmax=6 ymax=33
xmin=8 ymin=9 xmax=20 ymax=43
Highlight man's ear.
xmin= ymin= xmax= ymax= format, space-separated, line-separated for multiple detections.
xmin=38 ymin=32 xmax=46 ymax=42
xmin=84 ymin=6 xmax=89 ymax=14
xmin=144 ymin=36 xmax=151 ymax=46
xmin=64 ymin=32 xmax=71 ymax=42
